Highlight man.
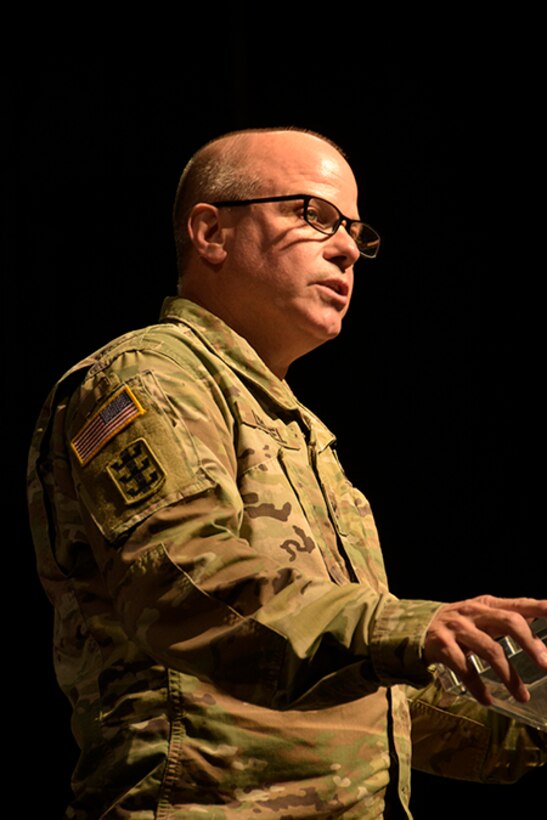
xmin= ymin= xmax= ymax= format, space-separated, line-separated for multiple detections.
xmin=28 ymin=128 xmax=546 ymax=818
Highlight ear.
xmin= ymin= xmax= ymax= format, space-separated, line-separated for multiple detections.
xmin=187 ymin=203 xmax=227 ymax=265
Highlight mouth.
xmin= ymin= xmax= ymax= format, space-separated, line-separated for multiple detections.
xmin=316 ymin=278 xmax=350 ymax=298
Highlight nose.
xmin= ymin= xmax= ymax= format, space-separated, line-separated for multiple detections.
xmin=323 ymin=223 xmax=360 ymax=270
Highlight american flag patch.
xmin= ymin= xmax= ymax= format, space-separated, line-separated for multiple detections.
xmin=71 ymin=386 xmax=145 ymax=466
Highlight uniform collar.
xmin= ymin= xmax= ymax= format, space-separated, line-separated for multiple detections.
xmin=159 ymin=296 xmax=302 ymax=412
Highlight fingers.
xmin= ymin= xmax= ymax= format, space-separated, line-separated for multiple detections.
xmin=457 ymin=601 xmax=547 ymax=670
xmin=475 ymin=595 xmax=547 ymax=617
xmin=428 ymin=625 xmax=494 ymax=705
xmin=424 ymin=596 xmax=547 ymax=705
xmin=427 ymin=620 xmax=525 ymax=705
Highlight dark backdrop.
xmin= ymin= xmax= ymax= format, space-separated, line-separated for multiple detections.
xmin=6 ymin=39 xmax=544 ymax=817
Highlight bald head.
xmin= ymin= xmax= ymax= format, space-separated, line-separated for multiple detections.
xmin=172 ymin=128 xmax=350 ymax=279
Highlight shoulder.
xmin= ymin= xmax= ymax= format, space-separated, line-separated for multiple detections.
xmin=60 ymin=316 xmax=231 ymax=426
xmin=65 ymin=317 xmax=237 ymax=465
xmin=62 ymin=322 xmax=233 ymax=543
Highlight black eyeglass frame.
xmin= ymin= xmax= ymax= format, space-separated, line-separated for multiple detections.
xmin=210 ymin=194 xmax=380 ymax=259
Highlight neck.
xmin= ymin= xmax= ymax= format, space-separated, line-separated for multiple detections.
xmin=178 ymin=285 xmax=292 ymax=380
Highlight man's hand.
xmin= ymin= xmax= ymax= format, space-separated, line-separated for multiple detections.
xmin=423 ymin=595 xmax=547 ymax=706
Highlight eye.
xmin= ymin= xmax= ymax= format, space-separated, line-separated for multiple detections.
xmin=306 ymin=198 xmax=336 ymax=232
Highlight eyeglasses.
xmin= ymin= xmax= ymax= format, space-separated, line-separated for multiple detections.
xmin=210 ymin=194 xmax=381 ymax=259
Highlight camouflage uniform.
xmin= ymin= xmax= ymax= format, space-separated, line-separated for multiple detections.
xmin=28 ymin=297 xmax=546 ymax=819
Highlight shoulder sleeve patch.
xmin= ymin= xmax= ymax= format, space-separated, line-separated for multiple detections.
xmin=71 ymin=385 xmax=145 ymax=465
xmin=68 ymin=372 xmax=216 ymax=542
xmin=107 ymin=437 xmax=166 ymax=504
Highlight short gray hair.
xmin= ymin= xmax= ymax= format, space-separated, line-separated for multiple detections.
xmin=173 ymin=134 xmax=263 ymax=278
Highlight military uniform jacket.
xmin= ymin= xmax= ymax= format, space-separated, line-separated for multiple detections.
xmin=28 ymin=298 xmax=546 ymax=819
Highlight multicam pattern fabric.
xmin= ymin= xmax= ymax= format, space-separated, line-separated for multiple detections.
xmin=28 ymin=297 xmax=546 ymax=818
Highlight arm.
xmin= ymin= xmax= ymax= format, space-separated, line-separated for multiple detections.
xmin=63 ymin=341 xmax=441 ymax=708
xmin=60 ymin=334 xmax=547 ymax=711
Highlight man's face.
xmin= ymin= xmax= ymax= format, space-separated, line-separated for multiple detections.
xmin=218 ymin=132 xmax=361 ymax=377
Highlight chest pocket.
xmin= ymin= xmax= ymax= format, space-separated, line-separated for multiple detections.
xmin=233 ymin=401 xmax=353 ymax=585
xmin=314 ymin=442 xmax=389 ymax=593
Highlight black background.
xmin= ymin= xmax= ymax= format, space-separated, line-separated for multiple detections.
xmin=6 ymin=33 xmax=545 ymax=817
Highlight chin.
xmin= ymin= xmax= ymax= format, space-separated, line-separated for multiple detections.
xmin=319 ymin=315 xmax=345 ymax=340
xmin=288 ymin=310 xmax=346 ymax=359
xmin=304 ymin=321 xmax=344 ymax=354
